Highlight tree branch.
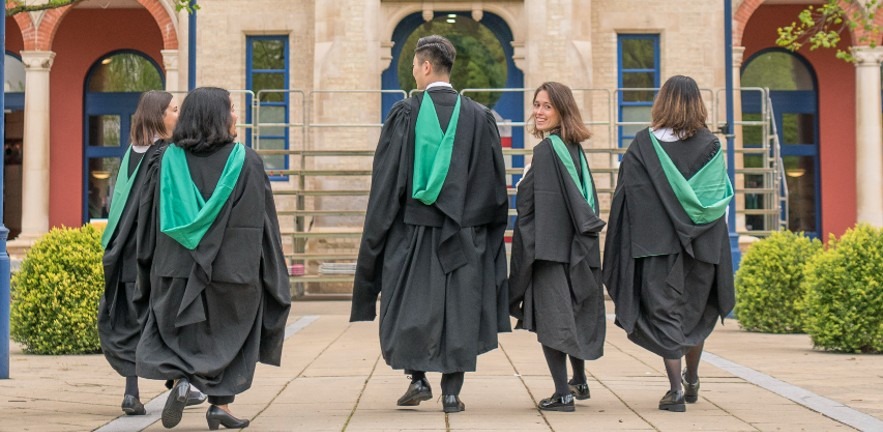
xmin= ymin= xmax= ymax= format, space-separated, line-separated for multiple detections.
xmin=6 ymin=0 xmax=87 ymax=16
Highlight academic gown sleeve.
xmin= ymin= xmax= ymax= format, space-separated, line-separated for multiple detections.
xmin=350 ymin=101 xmax=411 ymax=322
xmin=257 ymin=166 xmax=293 ymax=366
xmin=134 ymin=144 xmax=166 ymax=318
xmin=483 ymin=108 xmax=513 ymax=333
xmin=602 ymin=150 xmax=640 ymax=333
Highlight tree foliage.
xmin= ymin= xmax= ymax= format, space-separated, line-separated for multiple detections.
xmin=397 ymin=17 xmax=507 ymax=109
xmin=6 ymin=0 xmax=198 ymax=16
xmin=776 ymin=0 xmax=880 ymax=62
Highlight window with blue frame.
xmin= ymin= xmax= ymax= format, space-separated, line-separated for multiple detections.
xmin=246 ymin=36 xmax=289 ymax=178
xmin=617 ymin=35 xmax=660 ymax=148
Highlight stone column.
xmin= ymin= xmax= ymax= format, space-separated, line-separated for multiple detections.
xmin=161 ymin=49 xmax=180 ymax=93
xmin=17 ymin=51 xmax=55 ymax=242
xmin=852 ymin=46 xmax=883 ymax=226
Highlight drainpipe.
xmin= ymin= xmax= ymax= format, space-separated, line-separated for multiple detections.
xmin=725 ymin=0 xmax=742 ymax=270
xmin=188 ymin=0 xmax=197 ymax=91
xmin=1 ymin=12 xmax=11 ymax=379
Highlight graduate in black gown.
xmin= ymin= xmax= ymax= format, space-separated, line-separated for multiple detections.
xmin=98 ymin=91 xmax=206 ymax=416
xmin=350 ymin=35 xmax=510 ymax=413
xmin=603 ymin=75 xmax=735 ymax=412
xmin=135 ymin=87 xmax=291 ymax=430
xmin=509 ymin=82 xmax=606 ymax=412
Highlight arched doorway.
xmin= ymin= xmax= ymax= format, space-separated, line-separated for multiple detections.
xmin=5 ymin=52 xmax=26 ymax=238
xmin=83 ymin=50 xmax=163 ymax=222
xmin=382 ymin=12 xmax=524 ymax=166
xmin=742 ymin=49 xmax=820 ymax=237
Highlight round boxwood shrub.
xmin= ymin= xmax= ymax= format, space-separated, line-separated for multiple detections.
xmin=10 ymin=225 xmax=104 ymax=354
xmin=735 ymin=230 xmax=821 ymax=333
xmin=803 ymin=224 xmax=883 ymax=353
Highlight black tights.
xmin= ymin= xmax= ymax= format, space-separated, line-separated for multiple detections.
xmin=663 ymin=342 xmax=704 ymax=393
xmin=542 ymin=345 xmax=586 ymax=397
xmin=125 ymin=376 xmax=139 ymax=398
xmin=405 ymin=371 xmax=466 ymax=395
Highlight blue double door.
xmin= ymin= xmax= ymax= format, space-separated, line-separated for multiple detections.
xmin=743 ymin=90 xmax=820 ymax=238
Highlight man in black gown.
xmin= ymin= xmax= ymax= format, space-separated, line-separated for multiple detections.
xmin=350 ymin=35 xmax=510 ymax=413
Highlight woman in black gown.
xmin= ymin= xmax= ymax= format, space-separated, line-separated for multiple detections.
xmin=509 ymin=82 xmax=606 ymax=412
xmin=136 ymin=87 xmax=291 ymax=430
xmin=603 ymin=75 xmax=735 ymax=412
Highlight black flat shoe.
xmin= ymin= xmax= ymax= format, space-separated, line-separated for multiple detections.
xmin=397 ymin=378 xmax=432 ymax=406
xmin=161 ymin=378 xmax=190 ymax=428
xmin=658 ymin=390 xmax=686 ymax=412
xmin=206 ymin=405 xmax=250 ymax=430
xmin=538 ymin=393 xmax=575 ymax=412
xmin=185 ymin=387 xmax=208 ymax=407
xmin=567 ymin=379 xmax=590 ymax=400
xmin=682 ymin=370 xmax=700 ymax=403
xmin=121 ymin=394 xmax=146 ymax=416
xmin=442 ymin=394 xmax=465 ymax=413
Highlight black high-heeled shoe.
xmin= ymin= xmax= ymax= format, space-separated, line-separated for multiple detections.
xmin=161 ymin=378 xmax=190 ymax=428
xmin=206 ymin=405 xmax=250 ymax=430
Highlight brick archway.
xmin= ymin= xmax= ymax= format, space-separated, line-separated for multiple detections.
xmin=734 ymin=0 xmax=861 ymax=47
xmin=6 ymin=9 xmax=37 ymax=50
xmin=34 ymin=0 xmax=177 ymax=51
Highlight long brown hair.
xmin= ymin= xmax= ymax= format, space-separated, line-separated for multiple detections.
xmin=130 ymin=90 xmax=173 ymax=146
xmin=650 ymin=75 xmax=708 ymax=139
xmin=529 ymin=82 xmax=592 ymax=143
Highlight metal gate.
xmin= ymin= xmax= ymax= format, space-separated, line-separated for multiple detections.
xmin=247 ymin=87 xmax=786 ymax=298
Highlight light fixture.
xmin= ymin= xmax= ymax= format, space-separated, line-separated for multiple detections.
xmin=447 ymin=13 xmax=457 ymax=18
xmin=101 ymin=57 xmax=112 ymax=65
xmin=92 ymin=170 xmax=111 ymax=180
xmin=446 ymin=18 xmax=456 ymax=23
xmin=785 ymin=167 xmax=806 ymax=178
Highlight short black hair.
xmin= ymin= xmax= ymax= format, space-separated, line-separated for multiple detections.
xmin=415 ymin=35 xmax=456 ymax=75
xmin=172 ymin=87 xmax=236 ymax=153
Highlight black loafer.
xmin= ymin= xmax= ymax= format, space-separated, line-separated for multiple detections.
xmin=185 ymin=387 xmax=208 ymax=407
xmin=568 ymin=379 xmax=590 ymax=400
xmin=682 ymin=370 xmax=700 ymax=403
xmin=397 ymin=378 xmax=432 ymax=406
xmin=442 ymin=394 xmax=465 ymax=413
xmin=121 ymin=394 xmax=146 ymax=416
xmin=658 ymin=390 xmax=686 ymax=412
xmin=161 ymin=378 xmax=190 ymax=428
xmin=538 ymin=393 xmax=575 ymax=412
xmin=205 ymin=405 xmax=250 ymax=430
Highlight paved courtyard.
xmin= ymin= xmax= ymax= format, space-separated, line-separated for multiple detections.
xmin=1 ymin=301 xmax=881 ymax=431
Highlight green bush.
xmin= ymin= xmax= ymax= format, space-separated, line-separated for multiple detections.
xmin=803 ymin=224 xmax=883 ymax=353
xmin=10 ymin=225 xmax=104 ymax=354
xmin=735 ymin=230 xmax=821 ymax=333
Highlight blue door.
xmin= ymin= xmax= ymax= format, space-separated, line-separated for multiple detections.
xmin=742 ymin=50 xmax=821 ymax=238
xmin=82 ymin=51 xmax=163 ymax=222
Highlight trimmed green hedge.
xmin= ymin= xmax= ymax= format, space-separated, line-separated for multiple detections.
xmin=735 ymin=230 xmax=821 ymax=333
xmin=10 ymin=225 xmax=104 ymax=354
xmin=803 ymin=224 xmax=883 ymax=353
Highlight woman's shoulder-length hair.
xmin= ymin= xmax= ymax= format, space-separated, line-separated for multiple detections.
xmin=529 ymin=81 xmax=592 ymax=144
xmin=172 ymin=87 xmax=236 ymax=152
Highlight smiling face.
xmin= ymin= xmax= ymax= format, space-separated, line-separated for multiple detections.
xmin=532 ymin=90 xmax=560 ymax=133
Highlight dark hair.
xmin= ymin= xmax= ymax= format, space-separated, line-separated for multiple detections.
xmin=130 ymin=90 xmax=173 ymax=146
xmin=651 ymin=75 xmax=708 ymax=139
xmin=171 ymin=87 xmax=236 ymax=152
xmin=414 ymin=35 xmax=456 ymax=75
xmin=529 ymin=82 xmax=592 ymax=143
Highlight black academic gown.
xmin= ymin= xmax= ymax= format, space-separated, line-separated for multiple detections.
xmin=98 ymin=145 xmax=153 ymax=377
xmin=509 ymin=138 xmax=606 ymax=360
xmin=350 ymin=87 xmax=511 ymax=373
xmin=135 ymin=142 xmax=292 ymax=396
xmin=603 ymin=128 xmax=735 ymax=359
